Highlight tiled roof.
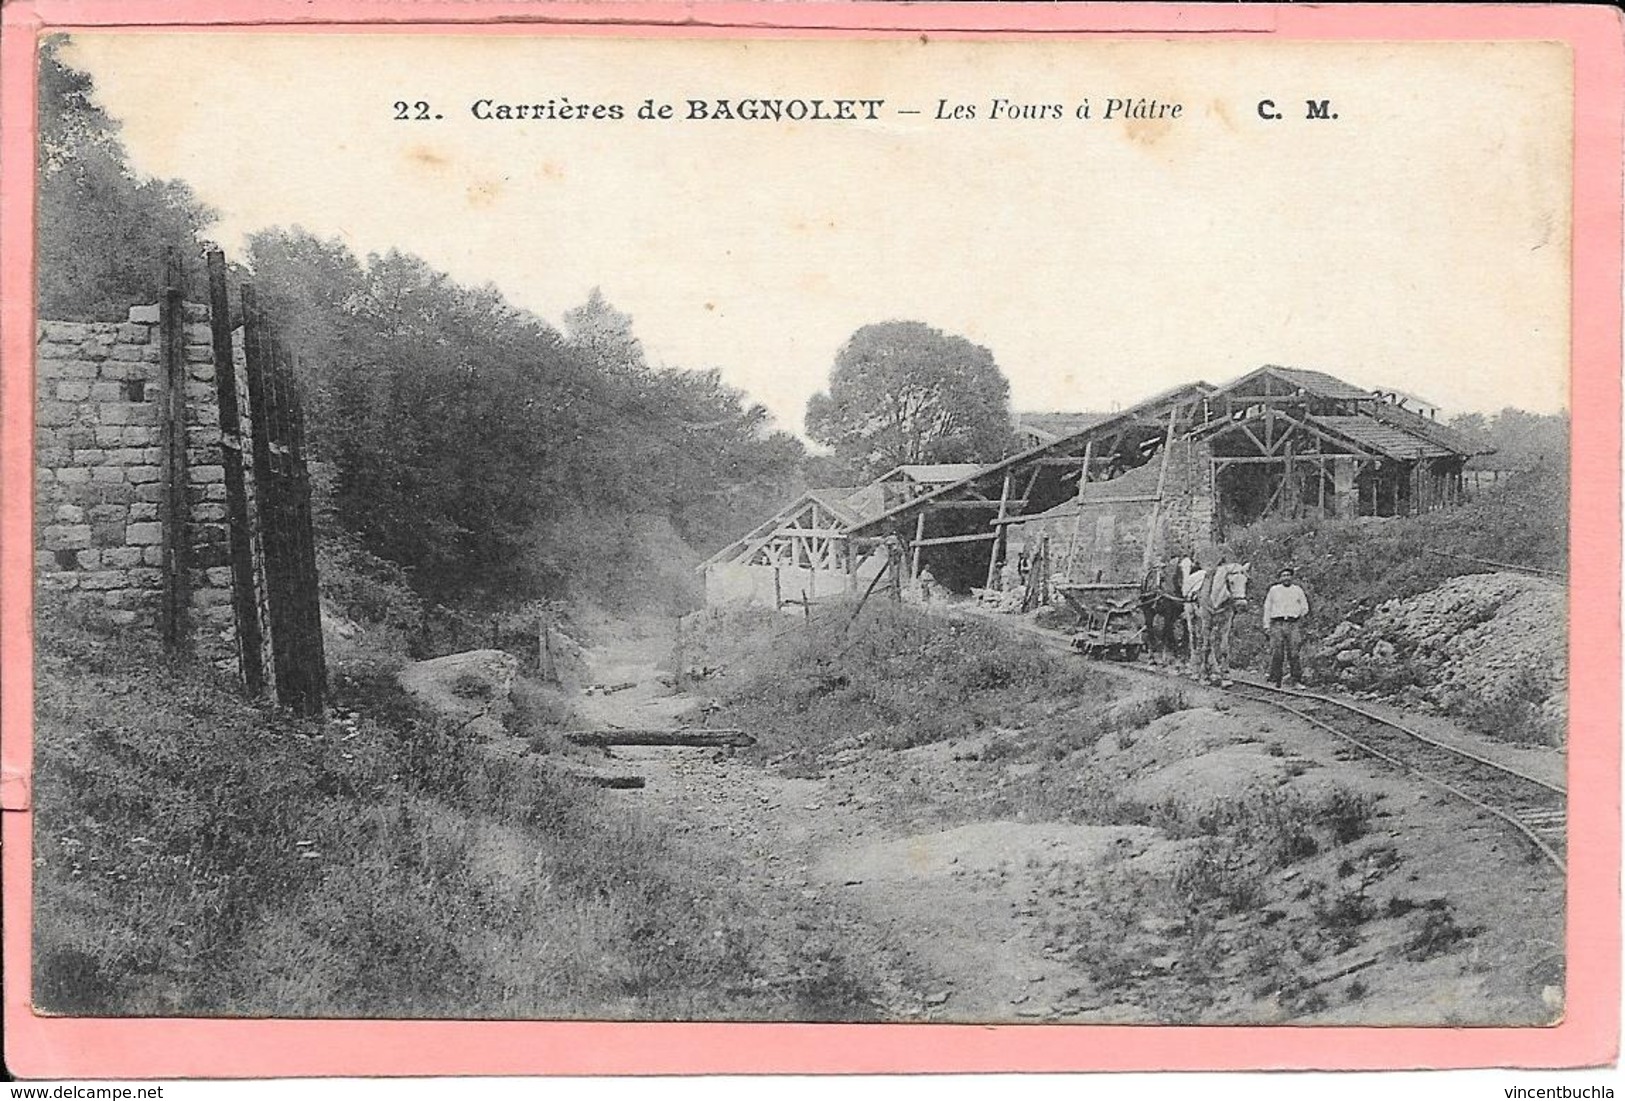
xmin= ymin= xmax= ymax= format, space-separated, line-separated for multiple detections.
xmin=1312 ymin=416 xmax=1455 ymax=459
xmin=1265 ymin=366 xmax=1377 ymax=400
xmin=1366 ymin=400 xmax=1486 ymax=455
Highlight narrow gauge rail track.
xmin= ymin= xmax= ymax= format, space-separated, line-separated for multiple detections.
xmin=966 ymin=609 xmax=1568 ymax=874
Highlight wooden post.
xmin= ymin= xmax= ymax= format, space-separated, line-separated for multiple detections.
xmin=985 ymin=470 xmax=1014 ymax=591
xmin=773 ymin=565 xmax=782 ymax=610
xmin=158 ymin=251 xmax=191 ymax=650
xmin=911 ymin=510 xmax=926 ymax=581
xmin=276 ymin=343 xmax=326 ymax=715
xmin=239 ymin=285 xmax=289 ymax=705
xmin=1140 ymin=409 xmax=1178 ymax=576
xmin=206 ymin=251 xmax=264 ymax=695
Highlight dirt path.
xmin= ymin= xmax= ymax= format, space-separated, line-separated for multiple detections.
xmin=568 ymin=628 xmax=1564 ymax=1025
xmin=571 ymin=634 xmax=1118 ymax=1020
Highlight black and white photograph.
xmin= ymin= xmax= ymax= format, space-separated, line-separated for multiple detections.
xmin=26 ymin=28 xmax=1573 ymax=1031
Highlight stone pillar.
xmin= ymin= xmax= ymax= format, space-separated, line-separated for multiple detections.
xmin=35 ymin=303 xmax=235 ymax=649
xmin=1331 ymin=458 xmax=1358 ymax=519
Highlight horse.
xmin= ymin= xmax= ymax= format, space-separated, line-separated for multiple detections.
xmin=1138 ymin=559 xmax=1187 ymax=663
xmin=1191 ymin=560 xmax=1250 ymax=686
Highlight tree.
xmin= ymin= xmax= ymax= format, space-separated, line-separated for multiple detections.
xmin=36 ymin=36 xmax=216 ymax=318
xmin=805 ymin=321 xmax=1014 ymax=482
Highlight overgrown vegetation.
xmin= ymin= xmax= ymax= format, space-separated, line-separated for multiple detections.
xmin=32 ymin=603 xmax=894 ymax=1019
xmin=1231 ymin=465 xmax=1564 ymax=625
xmin=1224 ymin=465 xmax=1567 ymax=671
xmin=680 ymin=600 xmax=1111 ymax=771
xmin=39 ymin=37 xmax=807 ymax=618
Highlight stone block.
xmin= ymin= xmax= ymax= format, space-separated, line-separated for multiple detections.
xmin=99 ymin=402 xmax=156 ymax=426
xmin=40 ymin=321 xmax=86 ymax=342
xmin=128 ymin=305 xmax=161 ymax=325
xmin=184 ymin=302 xmax=209 ymax=323
xmin=55 ymin=467 xmax=89 ymax=485
xmin=55 ymin=380 xmax=91 ymax=402
xmin=39 ymin=573 xmax=78 ymax=592
xmin=193 ymin=502 xmax=229 ymax=523
xmin=54 ymin=504 xmax=84 ymax=523
xmin=36 ymin=341 xmax=74 ymax=360
xmin=71 ymin=449 xmax=108 ymax=465
xmin=90 ymin=467 xmax=125 ymax=485
xmin=87 ymin=503 xmax=125 ymax=523
xmin=204 ymin=565 xmax=234 ymax=587
xmin=76 ymin=341 xmax=110 ymax=362
xmin=189 ymin=363 xmax=216 ymax=382
xmin=92 ymin=521 xmax=126 ymax=547
xmin=192 ymin=404 xmax=221 ymax=427
xmin=108 ymin=344 xmax=150 ymax=362
xmin=185 ymin=345 xmax=213 ymax=364
xmin=78 ymin=571 xmax=125 ymax=591
xmin=188 ymin=446 xmax=223 ymax=467
xmin=129 ymin=503 xmax=158 ymax=522
xmin=129 ymin=567 xmax=163 ymax=587
xmin=75 ymin=548 xmax=101 ymax=570
xmin=192 ymin=522 xmax=228 ymax=545
xmin=126 ymin=465 xmax=162 ymax=485
xmin=102 ymin=546 xmax=143 ymax=569
xmin=91 ymin=483 xmax=136 ymax=505
xmin=36 ymin=447 xmax=69 ymax=466
xmin=191 ymin=464 xmax=226 ymax=484
xmin=61 ymin=427 xmax=96 ymax=449
xmin=35 ymin=357 xmax=64 ymax=379
xmin=142 ymin=546 xmax=164 ymax=566
xmin=36 ymin=402 xmax=77 ymax=427
xmin=134 ymin=483 xmax=164 ymax=503
xmin=42 ymin=525 xmax=91 ymax=550
xmin=122 ymin=426 xmax=159 ymax=447
xmin=190 ymin=587 xmax=232 ymax=609
xmin=185 ymin=322 xmax=212 ymax=344
xmin=116 ymin=323 xmax=150 ymax=344
xmin=191 ymin=542 xmax=230 ymax=570
xmin=93 ymin=427 xmax=124 ymax=447
xmin=34 ymin=550 xmax=57 ymax=572
xmin=89 ymin=381 xmax=124 ymax=402
xmin=107 ymin=609 xmax=140 ymax=627
xmin=106 ymin=447 xmax=145 ymax=465
xmin=57 ymin=360 xmax=101 ymax=379
xmin=127 ymin=522 xmax=163 ymax=546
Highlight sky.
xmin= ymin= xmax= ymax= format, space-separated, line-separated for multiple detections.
xmin=59 ymin=33 xmax=1573 ymax=436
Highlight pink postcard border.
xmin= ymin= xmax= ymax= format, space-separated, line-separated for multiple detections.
xmin=1 ymin=1 xmax=1618 ymax=1079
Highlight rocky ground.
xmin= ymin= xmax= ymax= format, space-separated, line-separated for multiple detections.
xmin=1319 ymin=571 xmax=1566 ymax=745
xmin=539 ymin=624 xmax=1566 ymax=1026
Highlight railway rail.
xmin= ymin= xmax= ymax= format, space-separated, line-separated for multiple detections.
xmin=969 ymin=608 xmax=1568 ymax=874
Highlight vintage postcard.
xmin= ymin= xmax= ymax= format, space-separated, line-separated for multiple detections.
xmin=1 ymin=0 xmax=1618 ymax=1079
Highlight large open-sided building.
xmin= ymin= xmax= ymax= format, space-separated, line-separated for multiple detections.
xmin=703 ymin=366 xmax=1488 ymax=605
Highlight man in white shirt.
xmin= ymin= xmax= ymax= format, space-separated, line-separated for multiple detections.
xmin=1262 ymin=565 xmax=1311 ymax=687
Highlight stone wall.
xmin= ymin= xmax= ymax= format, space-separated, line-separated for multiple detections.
xmin=34 ymin=303 xmax=234 ymax=645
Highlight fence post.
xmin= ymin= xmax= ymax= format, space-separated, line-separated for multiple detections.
xmin=158 ymin=250 xmax=191 ymax=650
xmin=206 ymin=251 xmax=265 ymax=696
xmin=276 ymin=343 xmax=327 ymax=715
xmin=240 ymin=285 xmax=292 ymax=708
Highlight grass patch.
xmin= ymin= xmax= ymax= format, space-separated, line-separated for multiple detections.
xmin=32 ymin=601 xmax=894 ymax=1019
xmin=681 ymin=600 xmax=1113 ymax=769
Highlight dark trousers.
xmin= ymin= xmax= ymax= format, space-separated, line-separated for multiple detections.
xmin=1268 ymin=619 xmax=1303 ymax=685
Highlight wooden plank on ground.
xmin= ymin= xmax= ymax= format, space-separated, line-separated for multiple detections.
xmin=565 ymin=729 xmax=755 ymax=748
